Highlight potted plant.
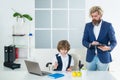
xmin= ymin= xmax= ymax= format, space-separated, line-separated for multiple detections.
xmin=12 ymin=11 xmax=33 ymax=35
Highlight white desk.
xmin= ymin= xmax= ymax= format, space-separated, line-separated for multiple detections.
xmin=0 ymin=59 xmax=119 ymax=80
xmin=0 ymin=71 xmax=119 ymax=80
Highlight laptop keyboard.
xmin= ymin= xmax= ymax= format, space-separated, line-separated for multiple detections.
xmin=42 ymin=71 xmax=51 ymax=75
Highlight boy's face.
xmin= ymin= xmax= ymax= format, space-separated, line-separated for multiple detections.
xmin=60 ymin=49 xmax=68 ymax=55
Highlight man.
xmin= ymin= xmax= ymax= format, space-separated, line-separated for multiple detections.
xmin=82 ymin=6 xmax=117 ymax=71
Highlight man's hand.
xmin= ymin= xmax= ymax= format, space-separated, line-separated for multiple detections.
xmin=98 ymin=45 xmax=111 ymax=51
xmin=91 ymin=41 xmax=100 ymax=46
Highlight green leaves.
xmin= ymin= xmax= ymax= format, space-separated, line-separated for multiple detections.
xmin=13 ymin=12 xmax=33 ymax=21
xmin=13 ymin=12 xmax=23 ymax=18
xmin=23 ymin=14 xmax=32 ymax=21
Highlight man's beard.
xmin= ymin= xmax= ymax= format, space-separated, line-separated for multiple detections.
xmin=92 ymin=19 xmax=101 ymax=26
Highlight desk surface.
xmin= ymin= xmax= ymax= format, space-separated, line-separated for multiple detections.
xmin=0 ymin=59 xmax=119 ymax=80
xmin=0 ymin=71 xmax=119 ymax=80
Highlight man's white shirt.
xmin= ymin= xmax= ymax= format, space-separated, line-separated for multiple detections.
xmin=93 ymin=20 xmax=102 ymax=54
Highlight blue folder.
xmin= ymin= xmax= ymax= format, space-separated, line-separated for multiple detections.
xmin=48 ymin=73 xmax=64 ymax=79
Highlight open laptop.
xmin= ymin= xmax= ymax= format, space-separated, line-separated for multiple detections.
xmin=24 ymin=60 xmax=51 ymax=76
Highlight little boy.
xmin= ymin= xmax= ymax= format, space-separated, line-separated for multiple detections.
xmin=53 ymin=40 xmax=74 ymax=71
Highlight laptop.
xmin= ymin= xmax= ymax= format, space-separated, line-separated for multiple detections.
xmin=24 ymin=60 xmax=51 ymax=76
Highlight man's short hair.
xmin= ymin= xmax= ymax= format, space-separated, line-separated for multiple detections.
xmin=89 ymin=6 xmax=103 ymax=17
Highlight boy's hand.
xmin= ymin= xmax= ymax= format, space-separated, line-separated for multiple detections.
xmin=53 ymin=62 xmax=58 ymax=69
xmin=67 ymin=67 xmax=72 ymax=72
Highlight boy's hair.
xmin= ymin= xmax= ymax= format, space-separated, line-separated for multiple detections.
xmin=57 ymin=40 xmax=70 ymax=52
xmin=89 ymin=6 xmax=103 ymax=17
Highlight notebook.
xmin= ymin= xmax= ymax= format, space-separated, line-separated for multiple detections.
xmin=48 ymin=73 xmax=64 ymax=79
xmin=24 ymin=60 xmax=51 ymax=76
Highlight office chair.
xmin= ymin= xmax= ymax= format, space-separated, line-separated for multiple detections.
xmin=46 ymin=62 xmax=52 ymax=71
xmin=78 ymin=60 xmax=84 ymax=71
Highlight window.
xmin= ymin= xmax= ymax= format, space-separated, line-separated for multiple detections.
xmin=35 ymin=0 xmax=85 ymax=48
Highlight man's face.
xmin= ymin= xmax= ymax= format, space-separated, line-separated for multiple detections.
xmin=91 ymin=11 xmax=102 ymax=25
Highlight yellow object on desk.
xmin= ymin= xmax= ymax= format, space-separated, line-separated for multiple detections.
xmin=72 ymin=71 xmax=77 ymax=77
xmin=77 ymin=71 xmax=82 ymax=77
xmin=72 ymin=71 xmax=82 ymax=77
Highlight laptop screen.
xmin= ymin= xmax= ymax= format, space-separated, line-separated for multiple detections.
xmin=24 ymin=60 xmax=51 ymax=76
xmin=25 ymin=60 xmax=43 ymax=76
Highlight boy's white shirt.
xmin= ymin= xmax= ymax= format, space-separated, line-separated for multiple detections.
xmin=52 ymin=53 xmax=74 ymax=71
